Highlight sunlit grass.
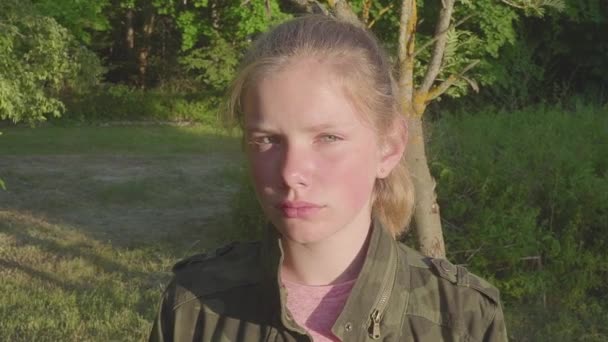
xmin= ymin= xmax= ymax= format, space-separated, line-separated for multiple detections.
xmin=0 ymin=210 xmax=170 ymax=341
xmin=0 ymin=125 xmax=241 ymax=155
xmin=0 ymin=125 xmax=243 ymax=341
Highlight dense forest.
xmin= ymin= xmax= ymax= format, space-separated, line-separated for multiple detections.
xmin=2 ymin=0 xmax=606 ymax=124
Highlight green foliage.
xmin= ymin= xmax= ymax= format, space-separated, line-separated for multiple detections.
xmin=177 ymin=0 xmax=291 ymax=94
xmin=175 ymin=10 xmax=201 ymax=51
xmin=0 ymin=0 xmax=103 ymax=125
xmin=453 ymin=0 xmax=608 ymax=110
xmin=180 ymin=35 xmax=241 ymax=93
xmin=563 ymin=0 xmax=603 ymax=23
xmin=22 ymin=0 xmax=601 ymax=113
xmin=31 ymin=0 xmax=111 ymax=44
xmin=502 ymin=0 xmax=566 ymax=17
xmin=61 ymin=85 xmax=218 ymax=124
xmin=429 ymin=105 xmax=608 ymax=309
xmin=349 ymin=0 xmax=523 ymax=99
xmin=473 ymin=29 xmax=546 ymax=110
xmin=507 ymin=300 xmax=608 ymax=341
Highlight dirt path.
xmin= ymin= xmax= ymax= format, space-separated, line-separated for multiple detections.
xmin=0 ymin=154 xmax=241 ymax=247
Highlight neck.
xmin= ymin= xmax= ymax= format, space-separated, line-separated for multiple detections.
xmin=280 ymin=216 xmax=372 ymax=286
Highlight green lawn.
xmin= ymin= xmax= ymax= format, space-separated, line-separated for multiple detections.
xmin=0 ymin=125 xmax=243 ymax=341
xmin=0 ymin=125 xmax=241 ymax=155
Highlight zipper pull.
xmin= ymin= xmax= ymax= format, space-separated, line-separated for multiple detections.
xmin=370 ymin=309 xmax=381 ymax=339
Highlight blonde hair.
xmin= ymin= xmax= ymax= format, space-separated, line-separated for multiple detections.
xmin=224 ymin=15 xmax=414 ymax=238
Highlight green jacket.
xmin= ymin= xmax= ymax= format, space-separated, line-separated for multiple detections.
xmin=149 ymin=222 xmax=508 ymax=341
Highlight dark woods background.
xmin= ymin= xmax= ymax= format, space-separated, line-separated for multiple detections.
xmin=1 ymin=0 xmax=607 ymax=340
xmin=3 ymin=0 xmax=606 ymax=123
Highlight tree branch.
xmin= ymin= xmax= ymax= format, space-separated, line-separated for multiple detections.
xmin=362 ymin=0 xmax=373 ymax=24
xmin=500 ymin=0 xmax=526 ymax=9
xmin=418 ymin=0 xmax=455 ymax=96
xmin=500 ymin=0 xmax=566 ymax=15
xmin=330 ymin=0 xmax=364 ymax=27
xmin=413 ymin=13 xmax=474 ymax=58
xmin=425 ymin=59 xmax=479 ymax=101
xmin=397 ymin=0 xmax=416 ymax=107
xmin=368 ymin=4 xmax=394 ymax=28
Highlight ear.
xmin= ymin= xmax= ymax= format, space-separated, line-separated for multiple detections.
xmin=377 ymin=117 xmax=408 ymax=179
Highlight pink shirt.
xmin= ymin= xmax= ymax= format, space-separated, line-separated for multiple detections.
xmin=281 ymin=234 xmax=369 ymax=341
xmin=283 ymin=279 xmax=356 ymax=341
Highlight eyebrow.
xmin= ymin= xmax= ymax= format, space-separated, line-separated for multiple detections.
xmin=245 ymin=122 xmax=351 ymax=133
xmin=304 ymin=123 xmax=345 ymax=132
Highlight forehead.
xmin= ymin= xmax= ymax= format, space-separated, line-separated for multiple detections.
xmin=243 ymin=58 xmax=373 ymax=131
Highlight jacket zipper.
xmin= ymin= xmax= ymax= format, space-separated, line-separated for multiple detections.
xmin=368 ymin=244 xmax=397 ymax=340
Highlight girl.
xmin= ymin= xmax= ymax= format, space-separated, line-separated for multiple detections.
xmin=150 ymin=15 xmax=507 ymax=342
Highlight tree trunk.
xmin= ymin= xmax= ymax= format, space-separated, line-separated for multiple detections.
xmin=398 ymin=0 xmax=446 ymax=258
xmin=126 ymin=10 xmax=135 ymax=50
xmin=405 ymin=117 xmax=446 ymax=258
xmin=137 ymin=12 xmax=155 ymax=90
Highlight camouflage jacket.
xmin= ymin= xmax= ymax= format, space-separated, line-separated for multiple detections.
xmin=149 ymin=222 xmax=508 ymax=341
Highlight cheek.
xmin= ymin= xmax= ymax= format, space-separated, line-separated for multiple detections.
xmin=248 ymin=154 xmax=275 ymax=190
xmin=319 ymin=146 xmax=378 ymax=205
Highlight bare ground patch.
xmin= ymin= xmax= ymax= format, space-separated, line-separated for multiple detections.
xmin=0 ymin=153 xmax=242 ymax=248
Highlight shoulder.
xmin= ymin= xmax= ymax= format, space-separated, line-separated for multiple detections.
xmin=397 ymin=243 xmax=500 ymax=304
xmin=167 ymin=241 xmax=263 ymax=309
xmin=396 ymin=243 xmax=503 ymax=338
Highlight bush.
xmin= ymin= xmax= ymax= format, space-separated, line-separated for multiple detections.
xmin=507 ymin=299 xmax=608 ymax=341
xmin=58 ymin=85 xmax=219 ymax=125
xmin=429 ymin=104 xmax=608 ymax=336
xmin=0 ymin=0 xmax=102 ymax=125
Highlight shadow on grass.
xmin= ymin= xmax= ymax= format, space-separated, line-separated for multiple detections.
xmin=10 ymin=226 xmax=144 ymax=277
xmin=0 ymin=210 xmax=181 ymax=339
xmin=0 ymin=125 xmax=251 ymax=339
xmin=0 ymin=259 xmax=83 ymax=291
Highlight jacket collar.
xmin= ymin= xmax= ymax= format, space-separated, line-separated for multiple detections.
xmin=260 ymin=219 xmax=401 ymax=339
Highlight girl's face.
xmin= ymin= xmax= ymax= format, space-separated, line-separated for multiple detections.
xmin=243 ymin=58 xmax=400 ymax=246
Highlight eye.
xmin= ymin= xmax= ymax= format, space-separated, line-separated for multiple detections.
xmin=247 ymin=135 xmax=279 ymax=151
xmin=255 ymin=136 xmax=273 ymax=145
xmin=319 ymin=134 xmax=342 ymax=143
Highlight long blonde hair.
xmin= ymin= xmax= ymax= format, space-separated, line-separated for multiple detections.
xmin=224 ymin=15 xmax=414 ymax=238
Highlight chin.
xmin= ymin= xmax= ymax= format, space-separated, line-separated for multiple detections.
xmin=272 ymin=219 xmax=339 ymax=245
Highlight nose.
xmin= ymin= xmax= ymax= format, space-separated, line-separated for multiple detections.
xmin=280 ymin=142 xmax=311 ymax=190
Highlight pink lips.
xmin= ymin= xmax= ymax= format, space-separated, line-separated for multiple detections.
xmin=277 ymin=200 xmax=323 ymax=219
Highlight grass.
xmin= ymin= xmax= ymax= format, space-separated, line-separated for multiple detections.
xmin=0 ymin=124 xmax=244 ymax=341
xmin=0 ymin=211 xmax=164 ymax=340
xmin=0 ymin=125 xmax=241 ymax=155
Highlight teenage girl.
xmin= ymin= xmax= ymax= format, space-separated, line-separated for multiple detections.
xmin=150 ymin=15 xmax=507 ymax=342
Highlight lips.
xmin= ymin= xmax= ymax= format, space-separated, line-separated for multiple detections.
xmin=276 ymin=200 xmax=323 ymax=219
